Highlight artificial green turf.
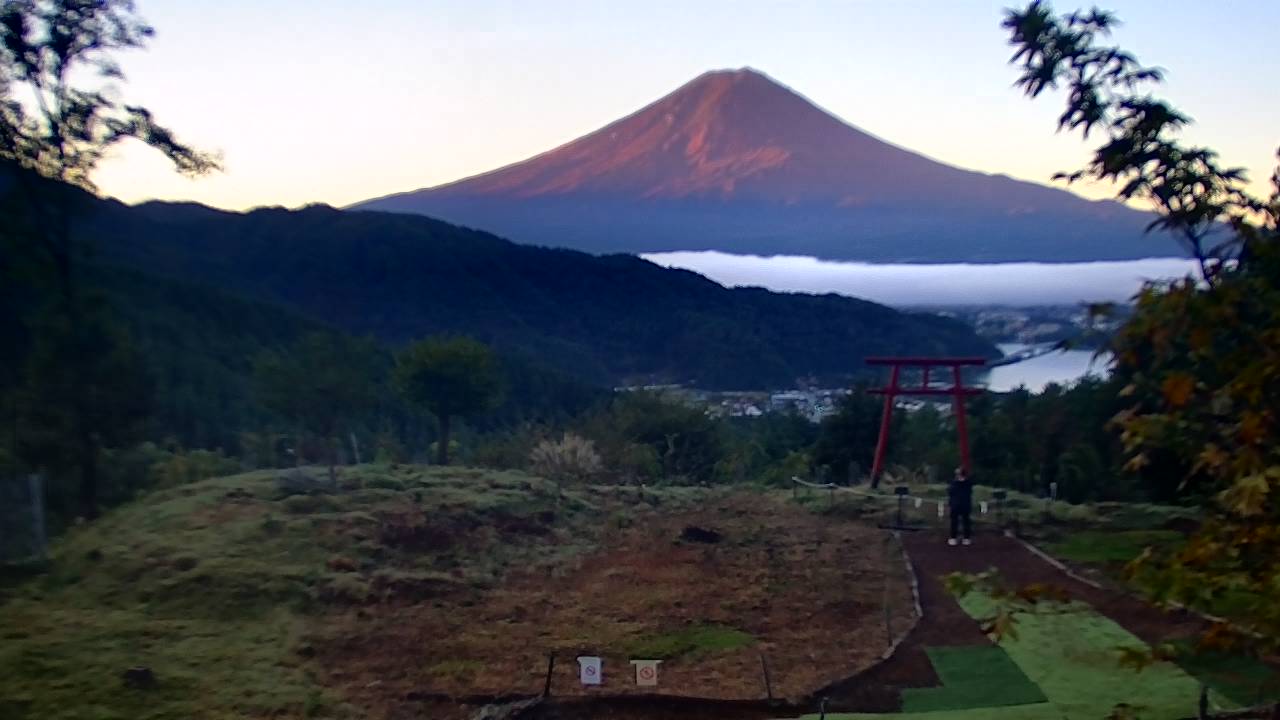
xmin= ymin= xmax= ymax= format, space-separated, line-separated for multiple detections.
xmin=801 ymin=593 xmax=1234 ymax=720
xmin=901 ymin=646 xmax=1046 ymax=712
xmin=955 ymin=594 xmax=1229 ymax=720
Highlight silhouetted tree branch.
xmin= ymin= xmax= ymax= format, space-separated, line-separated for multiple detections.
xmin=1003 ymin=0 xmax=1267 ymax=282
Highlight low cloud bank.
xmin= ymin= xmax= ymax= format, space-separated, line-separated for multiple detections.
xmin=642 ymin=251 xmax=1198 ymax=306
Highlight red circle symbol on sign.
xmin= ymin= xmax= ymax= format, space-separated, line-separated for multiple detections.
xmin=585 ymin=667 xmax=596 ymax=676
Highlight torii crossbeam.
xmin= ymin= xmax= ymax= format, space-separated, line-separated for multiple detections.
xmin=865 ymin=357 xmax=986 ymax=489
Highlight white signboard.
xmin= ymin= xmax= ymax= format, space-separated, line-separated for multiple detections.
xmin=630 ymin=659 xmax=661 ymax=687
xmin=577 ymin=656 xmax=602 ymax=686
xmin=937 ymin=502 xmax=945 ymax=518
xmin=979 ymin=501 xmax=989 ymax=514
xmin=914 ymin=497 xmax=922 ymax=508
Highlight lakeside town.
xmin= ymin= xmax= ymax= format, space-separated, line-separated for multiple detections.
xmin=617 ymin=304 xmax=1117 ymax=421
xmin=928 ymin=303 xmax=1128 ymax=347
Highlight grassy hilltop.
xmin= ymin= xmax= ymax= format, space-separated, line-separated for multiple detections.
xmin=0 ymin=466 xmax=914 ymax=720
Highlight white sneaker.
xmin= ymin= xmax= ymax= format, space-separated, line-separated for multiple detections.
xmin=947 ymin=538 xmax=958 ymax=546
xmin=962 ymin=538 xmax=972 ymax=546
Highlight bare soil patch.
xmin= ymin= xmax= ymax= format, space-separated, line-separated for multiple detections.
xmin=312 ymin=493 xmax=914 ymax=719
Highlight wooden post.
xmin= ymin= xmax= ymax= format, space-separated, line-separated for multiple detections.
xmin=759 ymin=653 xmax=774 ymax=700
xmin=542 ymin=652 xmax=555 ymax=697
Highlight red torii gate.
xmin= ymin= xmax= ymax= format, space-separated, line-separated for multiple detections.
xmin=866 ymin=356 xmax=986 ymax=489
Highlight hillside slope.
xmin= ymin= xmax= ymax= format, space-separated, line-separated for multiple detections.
xmin=81 ymin=199 xmax=996 ymax=389
xmin=0 ymin=466 xmax=629 ymax=720
xmin=354 ymin=68 xmax=1169 ymax=262
xmin=0 ymin=468 xmax=908 ymax=720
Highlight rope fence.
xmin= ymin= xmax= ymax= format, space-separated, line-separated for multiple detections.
xmin=790 ymin=475 xmax=1020 ymax=533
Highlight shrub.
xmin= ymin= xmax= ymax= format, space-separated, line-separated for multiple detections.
xmin=149 ymin=448 xmax=241 ymax=489
xmin=616 ymin=442 xmax=661 ymax=484
xmin=529 ymin=433 xmax=602 ymax=492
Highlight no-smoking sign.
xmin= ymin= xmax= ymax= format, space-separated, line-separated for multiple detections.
xmin=630 ymin=659 xmax=661 ymax=687
xmin=577 ymin=656 xmax=602 ymax=685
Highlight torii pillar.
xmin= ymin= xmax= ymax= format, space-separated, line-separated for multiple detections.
xmin=865 ymin=357 xmax=986 ymax=489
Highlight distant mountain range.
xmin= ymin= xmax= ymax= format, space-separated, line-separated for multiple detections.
xmin=353 ymin=68 xmax=1173 ymax=263
xmin=56 ymin=192 xmax=996 ymax=390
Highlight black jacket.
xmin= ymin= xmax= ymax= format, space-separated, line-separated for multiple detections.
xmin=948 ymin=476 xmax=974 ymax=510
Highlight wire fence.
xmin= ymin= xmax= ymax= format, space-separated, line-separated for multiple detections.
xmin=0 ymin=474 xmax=48 ymax=564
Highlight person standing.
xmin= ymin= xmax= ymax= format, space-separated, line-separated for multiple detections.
xmin=948 ymin=466 xmax=974 ymax=546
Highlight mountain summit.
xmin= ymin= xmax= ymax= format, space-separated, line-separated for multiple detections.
xmin=353 ymin=69 xmax=1167 ymax=262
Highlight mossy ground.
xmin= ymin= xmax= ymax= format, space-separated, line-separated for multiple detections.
xmin=0 ymin=465 xmax=653 ymax=719
xmin=622 ymin=624 xmax=756 ymax=661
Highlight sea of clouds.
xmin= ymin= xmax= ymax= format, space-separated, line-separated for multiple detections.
xmin=641 ymin=251 xmax=1199 ymax=306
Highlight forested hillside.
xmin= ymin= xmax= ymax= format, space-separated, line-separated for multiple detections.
xmin=78 ymin=198 xmax=996 ymax=389
xmin=105 ymin=264 xmax=597 ymax=444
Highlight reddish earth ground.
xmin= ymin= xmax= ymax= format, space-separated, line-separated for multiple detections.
xmin=312 ymin=496 xmax=1223 ymax=720
xmin=520 ymin=528 xmax=1213 ymax=720
xmin=312 ymin=494 xmax=915 ymax=720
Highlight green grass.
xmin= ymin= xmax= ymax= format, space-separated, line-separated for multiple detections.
xmin=901 ymin=646 xmax=1046 ymax=712
xmin=1046 ymin=529 xmax=1183 ymax=564
xmin=1167 ymin=640 xmax=1280 ymax=706
xmin=1043 ymin=531 xmax=1272 ymax=636
xmin=622 ymin=623 xmax=756 ymax=660
xmin=786 ymin=485 xmax=1194 ymax=533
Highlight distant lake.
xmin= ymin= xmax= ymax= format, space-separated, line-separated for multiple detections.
xmin=984 ymin=343 xmax=1110 ymax=393
xmin=642 ymin=251 xmax=1145 ymax=393
xmin=642 ymin=251 xmax=1198 ymax=306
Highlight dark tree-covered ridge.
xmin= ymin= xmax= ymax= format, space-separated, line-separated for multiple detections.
xmin=77 ymin=196 xmax=997 ymax=390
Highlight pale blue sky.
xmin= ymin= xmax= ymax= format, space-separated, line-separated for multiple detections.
xmin=92 ymin=1 xmax=1279 ymax=211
